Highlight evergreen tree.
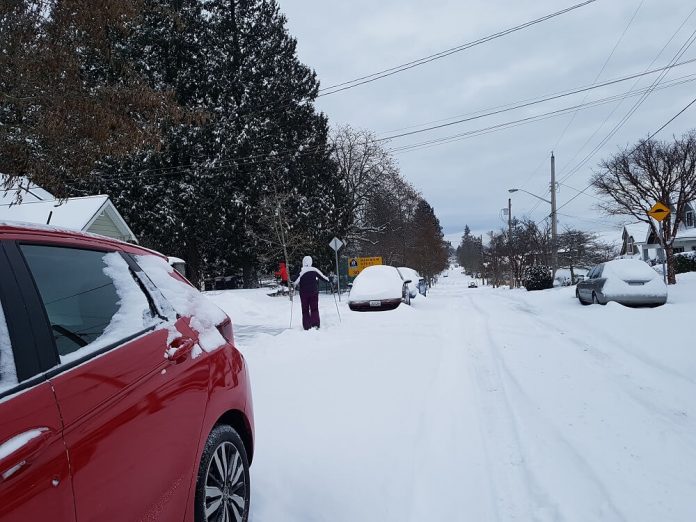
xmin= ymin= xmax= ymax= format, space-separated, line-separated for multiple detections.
xmin=410 ymin=200 xmax=449 ymax=285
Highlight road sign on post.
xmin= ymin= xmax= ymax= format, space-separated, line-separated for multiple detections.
xmin=648 ymin=202 xmax=670 ymax=222
xmin=329 ymin=237 xmax=344 ymax=300
xmin=648 ymin=202 xmax=671 ymax=283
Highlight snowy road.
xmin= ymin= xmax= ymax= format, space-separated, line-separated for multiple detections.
xmin=208 ymin=271 xmax=696 ymax=522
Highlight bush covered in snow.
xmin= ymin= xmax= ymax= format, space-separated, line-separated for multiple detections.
xmin=675 ymin=251 xmax=696 ymax=274
xmin=523 ymin=265 xmax=553 ymax=291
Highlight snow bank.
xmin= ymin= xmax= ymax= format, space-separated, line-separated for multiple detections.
xmin=136 ymin=255 xmax=228 ymax=352
xmin=0 ymin=301 xmax=17 ymax=393
xmin=349 ymin=265 xmax=403 ymax=301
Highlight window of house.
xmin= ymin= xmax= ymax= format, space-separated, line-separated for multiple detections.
xmin=21 ymin=245 xmax=154 ymax=364
xmin=673 ymin=247 xmax=685 ymax=254
xmin=0 ymin=300 xmax=18 ymax=393
xmin=686 ymin=211 xmax=694 ymax=228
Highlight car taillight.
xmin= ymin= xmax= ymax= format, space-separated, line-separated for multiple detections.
xmin=217 ymin=317 xmax=234 ymax=344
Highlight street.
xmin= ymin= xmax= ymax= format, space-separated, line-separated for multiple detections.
xmin=209 ymin=271 xmax=696 ymax=522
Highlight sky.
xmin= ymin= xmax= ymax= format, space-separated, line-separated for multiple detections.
xmin=276 ymin=0 xmax=696 ymax=245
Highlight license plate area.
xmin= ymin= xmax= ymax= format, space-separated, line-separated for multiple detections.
xmin=369 ymin=300 xmax=382 ymax=307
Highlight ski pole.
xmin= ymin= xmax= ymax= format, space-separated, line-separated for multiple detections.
xmin=332 ymin=289 xmax=341 ymax=323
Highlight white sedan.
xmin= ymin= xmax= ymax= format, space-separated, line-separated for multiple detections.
xmin=349 ymin=265 xmax=411 ymax=311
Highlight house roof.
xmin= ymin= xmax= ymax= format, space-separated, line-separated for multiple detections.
xmin=623 ymin=223 xmax=649 ymax=243
xmin=1 ymin=176 xmax=54 ymax=204
xmin=0 ymin=195 xmax=112 ymax=230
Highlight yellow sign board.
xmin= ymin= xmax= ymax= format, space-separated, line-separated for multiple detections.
xmin=648 ymin=202 xmax=670 ymax=222
xmin=348 ymin=256 xmax=383 ymax=277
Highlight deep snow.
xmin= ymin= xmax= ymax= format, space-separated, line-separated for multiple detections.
xmin=207 ymin=271 xmax=696 ymax=522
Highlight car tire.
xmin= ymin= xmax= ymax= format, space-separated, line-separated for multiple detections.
xmin=576 ymin=288 xmax=588 ymax=305
xmin=592 ymin=292 xmax=602 ymax=305
xmin=195 ymin=424 xmax=250 ymax=522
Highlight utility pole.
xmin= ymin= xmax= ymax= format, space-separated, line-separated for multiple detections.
xmin=508 ymin=197 xmax=513 ymax=287
xmin=551 ymin=152 xmax=558 ymax=280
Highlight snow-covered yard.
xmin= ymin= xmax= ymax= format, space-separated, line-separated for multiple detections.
xmin=207 ymin=271 xmax=696 ymax=522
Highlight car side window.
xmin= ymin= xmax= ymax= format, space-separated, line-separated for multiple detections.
xmin=20 ymin=245 xmax=155 ymax=363
xmin=0 ymin=300 xmax=18 ymax=394
xmin=595 ymin=265 xmax=604 ymax=278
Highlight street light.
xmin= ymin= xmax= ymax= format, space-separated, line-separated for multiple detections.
xmin=508 ymin=188 xmax=551 ymax=205
xmin=508 ymin=153 xmax=558 ymax=279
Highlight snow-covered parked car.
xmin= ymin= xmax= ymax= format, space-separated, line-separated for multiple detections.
xmin=398 ymin=267 xmax=426 ymax=298
xmin=349 ymin=265 xmax=411 ymax=311
xmin=576 ymin=259 xmax=667 ymax=306
xmin=0 ymin=222 xmax=254 ymax=521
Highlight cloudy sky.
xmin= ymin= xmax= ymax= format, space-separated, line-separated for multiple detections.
xmin=277 ymin=0 xmax=696 ymax=244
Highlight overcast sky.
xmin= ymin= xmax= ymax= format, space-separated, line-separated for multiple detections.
xmin=277 ymin=0 xmax=696 ymax=245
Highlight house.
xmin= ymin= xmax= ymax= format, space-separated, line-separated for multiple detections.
xmin=620 ymin=202 xmax=696 ymax=261
xmin=0 ymin=177 xmax=137 ymax=243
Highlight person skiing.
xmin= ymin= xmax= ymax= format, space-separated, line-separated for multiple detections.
xmin=293 ymin=255 xmax=329 ymax=330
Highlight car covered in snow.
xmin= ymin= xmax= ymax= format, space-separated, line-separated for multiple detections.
xmin=468 ymin=281 xmax=478 ymax=288
xmin=348 ymin=265 xmax=412 ymax=311
xmin=398 ymin=266 xmax=427 ymax=298
xmin=576 ymin=259 xmax=667 ymax=306
xmin=0 ymin=222 xmax=254 ymax=521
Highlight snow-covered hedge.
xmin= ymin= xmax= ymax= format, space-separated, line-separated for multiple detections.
xmin=675 ymin=251 xmax=696 ymax=274
xmin=523 ymin=265 xmax=553 ymax=291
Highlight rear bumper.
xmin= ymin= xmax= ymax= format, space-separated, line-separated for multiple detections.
xmin=349 ymin=298 xmax=401 ymax=312
xmin=605 ymin=294 xmax=667 ymax=306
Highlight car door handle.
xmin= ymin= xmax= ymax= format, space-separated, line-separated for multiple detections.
xmin=0 ymin=428 xmax=53 ymax=482
xmin=166 ymin=337 xmax=196 ymax=364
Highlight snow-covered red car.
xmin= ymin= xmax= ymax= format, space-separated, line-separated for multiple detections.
xmin=576 ymin=259 xmax=667 ymax=306
xmin=348 ymin=265 xmax=412 ymax=311
xmin=0 ymin=222 xmax=253 ymax=521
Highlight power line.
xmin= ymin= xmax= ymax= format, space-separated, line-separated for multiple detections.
xmin=387 ymin=74 xmax=696 ymax=154
xmin=376 ymin=57 xmax=696 ymax=142
xmin=317 ymin=0 xmax=600 ymax=96
xmin=545 ymin=93 xmax=696 ymax=221
xmin=524 ymin=7 xmax=696 ymax=219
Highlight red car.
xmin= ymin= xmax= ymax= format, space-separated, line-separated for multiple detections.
xmin=0 ymin=223 xmax=254 ymax=522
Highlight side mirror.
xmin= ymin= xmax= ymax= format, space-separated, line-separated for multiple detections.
xmin=403 ymin=279 xmax=412 ymax=284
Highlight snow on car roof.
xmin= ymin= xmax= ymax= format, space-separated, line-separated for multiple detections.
xmin=603 ymin=258 xmax=659 ymax=280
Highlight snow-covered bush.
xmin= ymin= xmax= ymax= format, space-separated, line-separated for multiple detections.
xmin=675 ymin=251 xmax=696 ymax=274
xmin=523 ymin=265 xmax=553 ymax=291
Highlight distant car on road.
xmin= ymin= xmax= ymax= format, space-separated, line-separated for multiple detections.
xmin=349 ymin=265 xmax=412 ymax=311
xmin=468 ymin=281 xmax=478 ymax=288
xmin=576 ymin=259 xmax=667 ymax=306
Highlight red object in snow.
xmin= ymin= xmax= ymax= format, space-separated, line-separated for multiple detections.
xmin=274 ymin=262 xmax=289 ymax=283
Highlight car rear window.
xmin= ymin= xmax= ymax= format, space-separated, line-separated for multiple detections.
xmin=21 ymin=245 xmax=155 ymax=363
xmin=0 ymin=300 xmax=18 ymax=393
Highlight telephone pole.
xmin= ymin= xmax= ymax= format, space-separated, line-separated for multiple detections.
xmin=508 ymin=197 xmax=513 ymax=287
xmin=551 ymin=152 xmax=558 ymax=279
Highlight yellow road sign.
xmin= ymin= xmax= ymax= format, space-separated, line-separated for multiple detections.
xmin=348 ymin=256 xmax=383 ymax=277
xmin=648 ymin=202 xmax=670 ymax=222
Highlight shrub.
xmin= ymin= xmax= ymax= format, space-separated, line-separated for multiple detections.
xmin=674 ymin=252 xmax=696 ymax=274
xmin=524 ymin=265 xmax=553 ymax=291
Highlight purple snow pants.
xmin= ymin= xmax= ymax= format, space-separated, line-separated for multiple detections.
xmin=300 ymin=292 xmax=320 ymax=330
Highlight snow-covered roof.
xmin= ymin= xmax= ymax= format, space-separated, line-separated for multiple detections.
xmin=0 ymin=195 xmax=110 ymax=229
xmin=1 ymin=176 xmax=54 ymax=204
xmin=623 ymin=223 xmax=649 ymax=243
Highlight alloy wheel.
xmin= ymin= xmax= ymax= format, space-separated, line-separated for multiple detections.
xmin=204 ymin=441 xmax=247 ymax=522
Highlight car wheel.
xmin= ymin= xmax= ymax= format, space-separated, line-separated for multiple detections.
xmin=195 ymin=424 xmax=250 ymax=522
xmin=576 ymin=288 xmax=588 ymax=305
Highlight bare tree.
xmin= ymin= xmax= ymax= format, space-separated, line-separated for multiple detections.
xmin=330 ymin=125 xmax=398 ymax=245
xmin=592 ymin=132 xmax=696 ymax=284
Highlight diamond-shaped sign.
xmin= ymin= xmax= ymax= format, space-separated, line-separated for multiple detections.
xmin=329 ymin=237 xmax=344 ymax=251
xmin=648 ymin=202 xmax=670 ymax=222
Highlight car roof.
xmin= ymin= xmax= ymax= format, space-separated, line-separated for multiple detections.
xmin=0 ymin=221 xmax=164 ymax=259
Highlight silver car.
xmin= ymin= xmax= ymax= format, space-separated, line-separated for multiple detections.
xmin=576 ymin=259 xmax=667 ymax=306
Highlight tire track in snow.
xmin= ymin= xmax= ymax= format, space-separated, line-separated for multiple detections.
xmin=464 ymin=294 xmax=559 ymax=521
xmin=468 ymin=294 xmax=630 ymax=521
